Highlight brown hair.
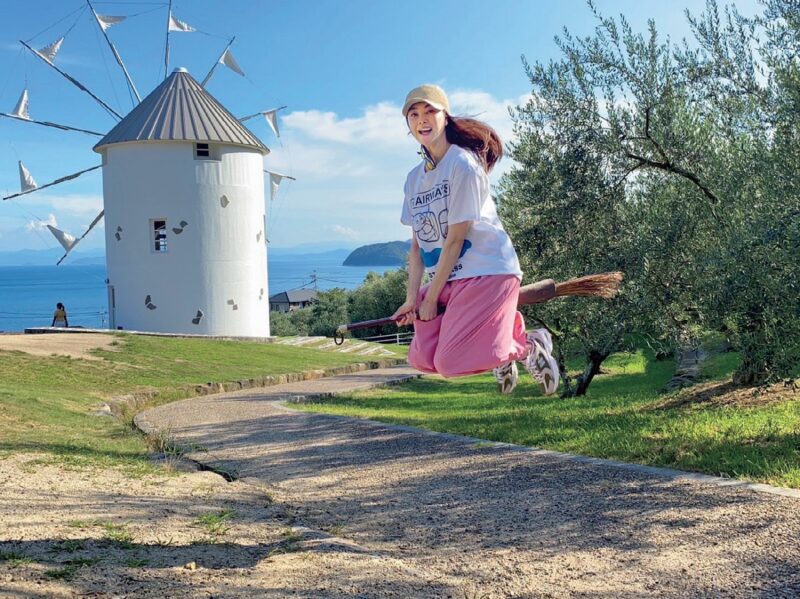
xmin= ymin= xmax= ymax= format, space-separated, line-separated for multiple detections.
xmin=445 ymin=115 xmax=503 ymax=173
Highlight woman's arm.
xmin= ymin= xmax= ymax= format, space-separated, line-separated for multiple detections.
xmin=417 ymin=221 xmax=471 ymax=320
xmin=392 ymin=235 xmax=425 ymax=326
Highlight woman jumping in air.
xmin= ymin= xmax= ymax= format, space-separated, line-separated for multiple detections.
xmin=391 ymin=84 xmax=559 ymax=395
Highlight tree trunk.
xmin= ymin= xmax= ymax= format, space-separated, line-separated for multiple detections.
xmin=562 ymin=350 xmax=609 ymax=397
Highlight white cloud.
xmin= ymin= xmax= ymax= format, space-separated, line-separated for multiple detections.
xmin=283 ymin=102 xmax=410 ymax=147
xmin=265 ymin=141 xmax=375 ymax=178
xmin=40 ymin=194 xmax=104 ymax=217
xmin=329 ymin=224 xmax=359 ymax=239
xmin=26 ymin=213 xmax=57 ymax=232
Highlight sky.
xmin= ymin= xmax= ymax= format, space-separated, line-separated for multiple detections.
xmin=0 ymin=0 xmax=763 ymax=253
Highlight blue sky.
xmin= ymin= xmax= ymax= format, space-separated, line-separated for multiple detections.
xmin=0 ymin=0 xmax=761 ymax=252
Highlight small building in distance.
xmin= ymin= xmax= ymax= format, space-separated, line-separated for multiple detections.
xmin=269 ymin=289 xmax=318 ymax=312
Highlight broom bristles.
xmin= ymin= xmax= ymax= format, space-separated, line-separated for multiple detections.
xmin=555 ymin=271 xmax=624 ymax=299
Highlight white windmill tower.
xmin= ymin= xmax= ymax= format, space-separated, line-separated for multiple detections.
xmin=2 ymin=4 xmax=293 ymax=336
xmin=94 ymin=67 xmax=271 ymax=336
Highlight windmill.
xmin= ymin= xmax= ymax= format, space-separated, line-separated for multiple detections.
xmin=1 ymin=2 xmax=293 ymax=337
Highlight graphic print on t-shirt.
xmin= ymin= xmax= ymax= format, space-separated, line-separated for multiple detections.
xmin=409 ymin=180 xmax=458 ymax=267
xmin=409 ymin=180 xmax=475 ymax=274
xmin=413 ymin=210 xmax=440 ymax=243
xmin=438 ymin=208 xmax=449 ymax=239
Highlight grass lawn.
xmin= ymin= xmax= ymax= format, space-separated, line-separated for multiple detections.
xmin=0 ymin=334 xmax=404 ymax=474
xmin=297 ymin=348 xmax=800 ymax=489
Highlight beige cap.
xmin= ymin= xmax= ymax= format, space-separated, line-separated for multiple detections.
xmin=402 ymin=84 xmax=450 ymax=117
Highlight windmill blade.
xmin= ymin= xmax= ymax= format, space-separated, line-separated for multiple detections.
xmin=3 ymin=165 xmax=102 ymax=201
xmin=19 ymin=161 xmax=38 ymax=192
xmin=263 ymin=169 xmax=297 ymax=201
xmin=200 ymin=37 xmax=235 ymax=88
xmin=2 ymin=87 xmax=102 ymax=134
xmin=37 ymin=37 xmax=64 ymax=63
xmin=87 ymin=0 xmax=141 ymax=103
xmin=47 ymin=224 xmax=78 ymax=252
xmin=239 ymin=106 xmax=287 ymax=138
xmin=0 ymin=112 xmax=103 ymax=136
xmin=20 ymin=39 xmax=122 ymax=120
xmin=164 ymin=2 xmax=197 ymax=78
xmin=95 ymin=14 xmax=126 ymax=31
xmin=11 ymin=89 xmax=30 ymax=119
xmin=56 ymin=210 xmax=105 ymax=265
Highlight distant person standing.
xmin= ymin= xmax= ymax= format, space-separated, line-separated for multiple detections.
xmin=52 ymin=302 xmax=69 ymax=328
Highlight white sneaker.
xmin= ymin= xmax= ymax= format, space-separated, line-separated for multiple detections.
xmin=493 ymin=361 xmax=518 ymax=394
xmin=528 ymin=328 xmax=553 ymax=355
xmin=524 ymin=331 xmax=560 ymax=395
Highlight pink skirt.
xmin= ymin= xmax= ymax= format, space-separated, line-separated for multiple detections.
xmin=408 ymin=274 xmax=528 ymax=378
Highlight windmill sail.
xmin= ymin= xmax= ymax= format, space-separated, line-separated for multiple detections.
xmin=239 ymin=106 xmax=286 ymax=138
xmin=200 ymin=37 xmax=236 ymax=87
xmin=95 ymin=14 xmax=126 ymax=31
xmin=46 ymin=224 xmax=77 ymax=252
xmin=11 ymin=89 xmax=30 ymax=120
xmin=220 ymin=48 xmax=244 ymax=76
xmin=90 ymin=6 xmax=140 ymax=102
xmin=36 ymin=37 xmax=64 ymax=63
xmin=55 ymin=210 xmax=105 ymax=265
xmin=264 ymin=169 xmax=296 ymax=201
xmin=263 ymin=109 xmax=280 ymax=137
xmin=4 ymin=164 xmax=101 ymax=201
xmin=168 ymin=14 xmax=196 ymax=32
xmin=20 ymin=40 xmax=122 ymax=120
xmin=18 ymin=161 xmax=38 ymax=192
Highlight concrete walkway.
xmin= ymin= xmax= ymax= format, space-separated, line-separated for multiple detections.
xmin=137 ymin=366 xmax=800 ymax=598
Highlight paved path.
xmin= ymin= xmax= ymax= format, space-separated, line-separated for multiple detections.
xmin=137 ymin=367 xmax=800 ymax=598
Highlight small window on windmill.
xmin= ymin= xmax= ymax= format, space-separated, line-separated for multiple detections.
xmin=195 ymin=142 xmax=211 ymax=159
xmin=151 ymin=219 xmax=167 ymax=253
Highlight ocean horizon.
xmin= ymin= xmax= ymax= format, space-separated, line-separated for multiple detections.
xmin=0 ymin=257 xmax=397 ymax=332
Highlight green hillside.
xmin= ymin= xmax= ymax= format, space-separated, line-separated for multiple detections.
xmin=343 ymin=241 xmax=410 ymax=266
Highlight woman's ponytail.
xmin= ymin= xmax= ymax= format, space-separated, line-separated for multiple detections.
xmin=445 ymin=116 xmax=503 ymax=173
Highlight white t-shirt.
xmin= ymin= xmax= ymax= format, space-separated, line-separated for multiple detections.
xmin=401 ymin=144 xmax=522 ymax=281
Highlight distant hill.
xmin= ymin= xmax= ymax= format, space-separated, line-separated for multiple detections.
xmin=343 ymin=241 xmax=411 ymax=267
xmin=0 ymin=247 xmax=106 ymax=267
xmin=269 ymin=248 xmax=352 ymax=262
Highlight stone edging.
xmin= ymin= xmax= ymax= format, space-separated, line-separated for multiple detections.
xmin=102 ymin=357 xmax=408 ymax=418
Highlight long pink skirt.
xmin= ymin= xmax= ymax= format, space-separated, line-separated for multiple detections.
xmin=408 ymin=274 xmax=528 ymax=378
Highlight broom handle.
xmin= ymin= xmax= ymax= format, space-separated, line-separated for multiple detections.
xmin=334 ymin=273 xmax=618 ymax=344
xmin=517 ymin=278 xmax=557 ymax=306
xmin=336 ymin=279 xmax=555 ymax=336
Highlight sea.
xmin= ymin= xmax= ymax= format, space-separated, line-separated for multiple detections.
xmin=0 ymin=256 xmax=396 ymax=332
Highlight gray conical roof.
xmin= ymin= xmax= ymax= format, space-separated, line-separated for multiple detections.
xmin=93 ymin=68 xmax=269 ymax=154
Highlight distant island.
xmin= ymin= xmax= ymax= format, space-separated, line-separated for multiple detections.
xmin=343 ymin=240 xmax=411 ymax=266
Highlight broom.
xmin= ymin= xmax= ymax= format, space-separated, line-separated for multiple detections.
xmin=333 ymin=271 xmax=623 ymax=344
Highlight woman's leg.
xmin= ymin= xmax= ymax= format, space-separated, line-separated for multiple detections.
xmin=432 ymin=275 xmax=528 ymax=378
xmin=406 ymin=284 xmax=446 ymax=374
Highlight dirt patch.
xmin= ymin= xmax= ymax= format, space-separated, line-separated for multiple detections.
xmin=648 ymin=379 xmax=800 ymax=411
xmin=0 ymin=333 xmax=119 ymax=360
xmin=0 ymin=454 xmax=439 ymax=598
